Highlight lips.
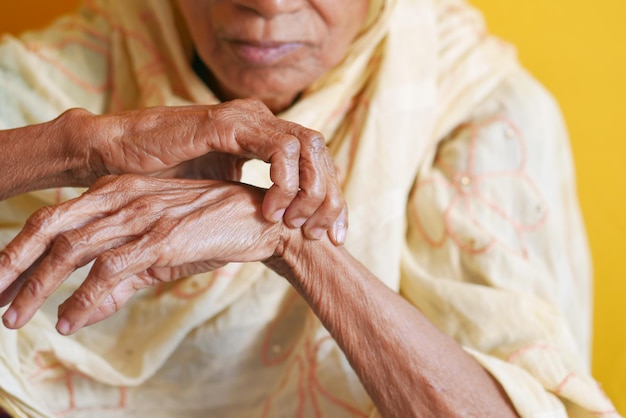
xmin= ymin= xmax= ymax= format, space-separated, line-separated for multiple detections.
xmin=226 ymin=41 xmax=304 ymax=65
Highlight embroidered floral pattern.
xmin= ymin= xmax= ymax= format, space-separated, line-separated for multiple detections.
xmin=28 ymin=351 xmax=127 ymax=416
xmin=260 ymin=292 xmax=369 ymax=418
xmin=411 ymin=115 xmax=548 ymax=258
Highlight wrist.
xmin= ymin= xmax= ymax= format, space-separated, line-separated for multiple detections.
xmin=55 ymin=108 xmax=101 ymax=186
xmin=267 ymin=226 xmax=337 ymax=297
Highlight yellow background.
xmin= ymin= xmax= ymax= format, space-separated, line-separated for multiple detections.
xmin=1 ymin=0 xmax=624 ymax=412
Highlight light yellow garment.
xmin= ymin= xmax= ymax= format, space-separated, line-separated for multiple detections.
xmin=0 ymin=0 xmax=619 ymax=416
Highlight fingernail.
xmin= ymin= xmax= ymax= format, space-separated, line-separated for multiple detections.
xmin=309 ymin=228 xmax=325 ymax=240
xmin=2 ymin=308 xmax=16 ymax=328
xmin=271 ymin=208 xmax=286 ymax=223
xmin=56 ymin=318 xmax=71 ymax=335
xmin=335 ymin=224 xmax=346 ymax=245
xmin=290 ymin=217 xmax=307 ymax=228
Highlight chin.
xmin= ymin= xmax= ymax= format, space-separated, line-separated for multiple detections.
xmin=220 ymin=72 xmax=310 ymax=111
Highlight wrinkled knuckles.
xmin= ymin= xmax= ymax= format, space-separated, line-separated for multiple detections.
xmin=22 ymin=275 xmax=47 ymax=301
xmin=70 ymin=289 xmax=99 ymax=312
xmin=132 ymin=271 xmax=160 ymax=290
xmin=49 ymin=234 xmax=82 ymax=267
xmin=91 ymin=252 xmax=130 ymax=283
xmin=0 ymin=250 xmax=17 ymax=272
xmin=25 ymin=206 xmax=60 ymax=235
xmin=126 ymin=195 xmax=160 ymax=217
xmin=101 ymin=293 xmax=121 ymax=314
xmin=277 ymin=135 xmax=301 ymax=160
xmin=301 ymin=132 xmax=327 ymax=155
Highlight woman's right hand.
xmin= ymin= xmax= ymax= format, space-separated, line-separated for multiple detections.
xmin=67 ymin=98 xmax=346 ymax=243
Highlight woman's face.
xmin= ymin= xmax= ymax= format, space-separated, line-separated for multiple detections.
xmin=176 ymin=0 xmax=370 ymax=113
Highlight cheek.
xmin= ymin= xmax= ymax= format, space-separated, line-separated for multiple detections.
xmin=317 ymin=4 xmax=369 ymax=67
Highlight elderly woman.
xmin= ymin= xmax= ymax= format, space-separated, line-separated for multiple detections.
xmin=0 ymin=0 xmax=618 ymax=417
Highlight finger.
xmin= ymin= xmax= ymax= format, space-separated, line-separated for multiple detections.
xmin=83 ymin=270 xmax=154 ymax=326
xmin=324 ymin=156 xmax=348 ymax=245
xmin=330 ymin=207 xmax=349 ymax=246
xmin=0 ymin=253 xmax=46 ymax=307
xmin=0 ymin=207 xmax=66 ymax=293
xmin=210 ymin=101 xmax=300 ymax=222
xmin=2 ymin=220 xmax=136 ymax=329
xmin=228 ymin=104 xmax=328 ymax=223
xmin=287 ymin=145 xmax=346 ymax=242
xmin=279 ymin=127 xmax=329 ymax=230
xmin=0 ymin=193 xmax=119 ymax=294
xmin=299 ymin=181 xmax=345 ymax=241
xmin=0 ymin=277 xmax=25 ymax=308
xmin=55 ymin=234 xmax=161 ymax=335
xmin=260 ymin=131 xmax=301 ymax=223
xmin=83 ymin=260 xmax=226 ymax=326
xmin=324 ymin=155 xmax=348 ymax=245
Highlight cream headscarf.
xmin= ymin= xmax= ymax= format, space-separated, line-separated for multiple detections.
xmin=0 ymin=0 xmax=618 ymax=416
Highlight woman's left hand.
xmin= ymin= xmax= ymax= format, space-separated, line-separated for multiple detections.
xmin=0 ymin=175 xmax=286 ymax=335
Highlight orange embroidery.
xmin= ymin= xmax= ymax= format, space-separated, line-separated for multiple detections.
xmin=506 ymin=343 xmax=557 ymax=363
xmin=261 ymin=292 xmax=369 ymax=418
xmin=28 ymin=351 xmax=127 ymax=416
xmin=412 ymin=115 xmax=548 ymax=258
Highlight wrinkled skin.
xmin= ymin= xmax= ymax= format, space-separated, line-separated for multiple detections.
xmin=176 ymin=0 xmax=369 ymax=112
xmin=0 ymin=175 xmax=286 ymax=334
xmin=0 ymin=0 xmax=365 ymax=335
xmin=0 ymin=174 xmax=518 ymax=417
xmin=81 ymin=99 xmax=346 ymax=238
xmin=0 ymin=0 xmax=364 ymax=338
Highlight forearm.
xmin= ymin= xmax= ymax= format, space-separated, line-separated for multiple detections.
xmin=269 ymin=236 xmax=518 ymax=418
xmin=0 ymin=109 xmax=93 ymax=200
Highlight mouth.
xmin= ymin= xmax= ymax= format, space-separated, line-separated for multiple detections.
xmin=225 ymin=40 xmax=305 ymax=65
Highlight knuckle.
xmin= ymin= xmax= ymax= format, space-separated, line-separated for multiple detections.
xmin=26 ymin=206 xmax=57 ymax=232
xmin=92 ymin=252 xmax=126 ymax=280
xmin=23 ymin=276 xmax=46 ymax=299
xmin=101 ymin=293 xmax=120 ymax=315
xmin=299 ymin=183 xmax=325 ymax=203
xmin=279 ymin=135 xmax=301 ymax=158
xmin=292 ymin=126 xmax=325 ymax=152
xmin=71 ymin=289 xmax=97 ymax=311
xmin=133 ymin=271 xmax=159 ymax=290
xmin=61 ymin=107 xmax=92 ymax=122
xmin=128 ymin=195 xmax=156 ymax=214
xmin=0 ymin=248 xmax=16 ymax=270
xmin=326 ymin=193 xmax=345 ymax=215
xmin=52 ymin=232 xmax=78 ymax=256
xmin=305 ymin=132 xmax=326 ymax=154
xmin=49 ymin=231 xmax=88 ymax=267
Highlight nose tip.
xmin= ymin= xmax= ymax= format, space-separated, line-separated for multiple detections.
xmin=233 ymin=0 xmax=303 ymax=18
